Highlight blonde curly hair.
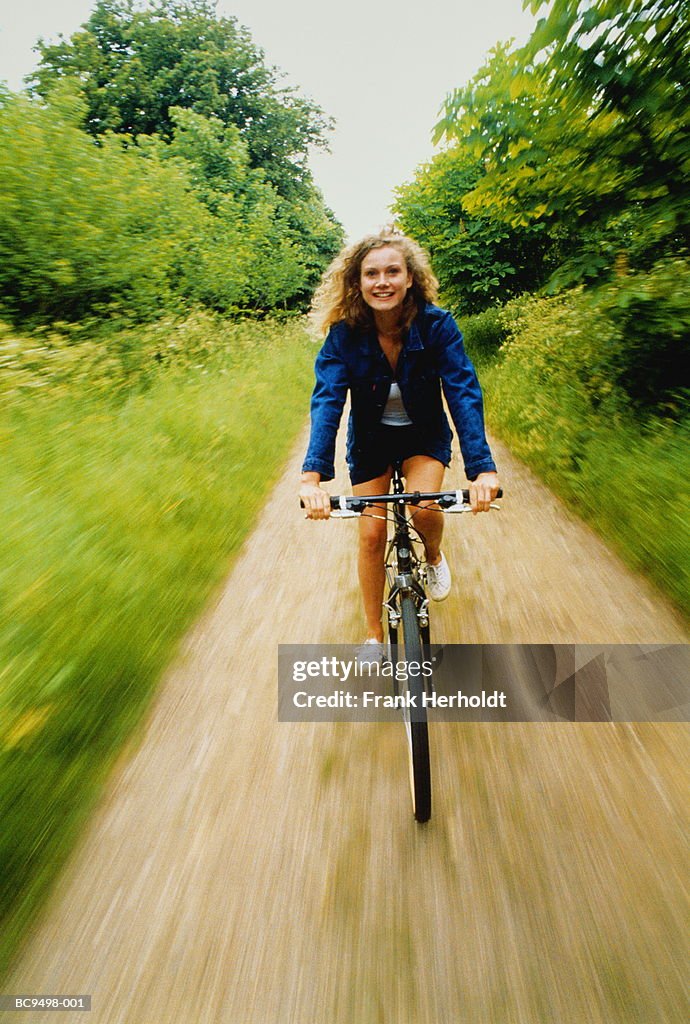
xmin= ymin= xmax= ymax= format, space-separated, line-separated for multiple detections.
xmin=310 ymin=229 xmax=439 ymax=337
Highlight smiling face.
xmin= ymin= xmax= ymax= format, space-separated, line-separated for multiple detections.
xmin=359 ymin=245 xmax=413 ymax=318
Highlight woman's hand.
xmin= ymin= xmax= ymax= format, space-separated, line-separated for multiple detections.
xmin=300 ymin=473 xmax=331 ymax=520
xmin=469 ymin=471 xmax=500 ymax=514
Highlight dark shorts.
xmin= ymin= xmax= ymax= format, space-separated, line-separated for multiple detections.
xmin=349 ymin=424 xmax=445 ymax=486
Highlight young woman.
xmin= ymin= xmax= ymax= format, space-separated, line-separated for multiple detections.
xmin=299 ymin=231 xmax=500 ymax=651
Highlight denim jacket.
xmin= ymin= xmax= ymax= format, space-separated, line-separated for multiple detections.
xmin=302 ymin=303 xmax=496 ymax=482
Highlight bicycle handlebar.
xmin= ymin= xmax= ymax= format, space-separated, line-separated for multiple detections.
xmin=300 ymin=488 xmax=503 ymax=512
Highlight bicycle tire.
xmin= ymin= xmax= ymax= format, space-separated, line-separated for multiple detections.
xmin=400 ymin=594 xmax=431 ymax=823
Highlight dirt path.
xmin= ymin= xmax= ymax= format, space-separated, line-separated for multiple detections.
xmin=4 ymin=430 xmax=688 ymax=1024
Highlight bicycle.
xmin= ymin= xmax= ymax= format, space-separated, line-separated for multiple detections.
xmin=319 ymin=463 xmax=502 ymax=824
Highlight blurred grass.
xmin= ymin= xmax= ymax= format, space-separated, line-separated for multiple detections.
xmin=0 ymin=315 xmax=313 ymax=978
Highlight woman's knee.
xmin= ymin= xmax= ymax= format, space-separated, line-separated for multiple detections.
xmin=413 ymin=503 xmax=443 ymax=535
xmin=359 ymin=516 xmax=387 ymax=556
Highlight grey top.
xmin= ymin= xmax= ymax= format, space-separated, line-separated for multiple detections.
xmin=380 ymin=380 xmax=413 ymax=426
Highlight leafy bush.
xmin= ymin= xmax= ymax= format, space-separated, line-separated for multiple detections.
xmin=588 ymin=259 xmax=690 ymax=415
xmin=0 ymin=310 xmax=293 ymax=400
xmin=487 ymin=260 xmax=690 ymax=453
xmin=458 ymin=306 xmax=509 ymax=366
xmin=0 ymin=85 xmax=342 ymax=325
xmin=479 ymin=278 xmax=690 ymax=617
xmin=0 ymin=89 xmax=207 ymax=322
xmin=483 ymin=292 xmax=610 ymax=474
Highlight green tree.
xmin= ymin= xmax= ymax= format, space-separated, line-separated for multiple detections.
xmin=434 ymin=42 xmax=612 ymax=289
xmin=394 ymin=132 xmax=553 ymax=313
xmin=524 ymin=0 xmax=690 ymax=259
xmin=433 ymin=4 xmax=690 ymax=289
xmin=28 ymin=0 xmax=344 ymax=312
xmin=30 ymin=0 xmax=332 ymax=202
xmin=162 ymin=107 xmax=339 ymax=309
xmin=0 ymin=86 xmax=319 ymax=322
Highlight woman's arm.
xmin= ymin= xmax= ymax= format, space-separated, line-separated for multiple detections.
xmin=430 ymin=310 xmax=497 ymax=481
xmin=301 ymin=326 xmax=349 ymax=481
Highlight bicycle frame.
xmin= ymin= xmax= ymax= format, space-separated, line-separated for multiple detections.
xmin=302 ymin=475 xmax=501 ymax=824
xmin=383 ymin=463 xmax=431 ymax=647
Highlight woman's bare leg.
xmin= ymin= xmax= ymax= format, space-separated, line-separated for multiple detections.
xmin=353 ymin=469 xmax=392 ymax=641
xmin=401 ymin=456 xmax=446 ymax=564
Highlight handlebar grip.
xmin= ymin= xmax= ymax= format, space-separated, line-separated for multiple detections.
xmin=447 ymin=487 xmax=503 ymax=503
xmin=299 ymin=498 xmax=342 ymax=509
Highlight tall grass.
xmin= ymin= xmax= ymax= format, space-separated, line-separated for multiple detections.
xmin=0 ymin=316 xmax=314 ymax=977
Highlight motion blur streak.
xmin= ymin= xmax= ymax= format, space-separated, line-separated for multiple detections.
xmin=6 ymin=431 xmax=688 ymax=1024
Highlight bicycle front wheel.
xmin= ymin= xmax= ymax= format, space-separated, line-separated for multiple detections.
xmin=400 ymin=594 xmax=431 ymax=823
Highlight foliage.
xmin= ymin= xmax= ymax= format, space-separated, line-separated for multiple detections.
xmin=577 ymin=416 xmax=690 ymax=616
xmin=431 ymin=42 xmax=583 ymax=279
xmin=526 ymin=0 xmax=690 ymax=271
xmin=0 ymin=88 xmax=206 ymax=322
xmin=24 ymin=0 xmax=343 ymax=317
xmin=394 ymin=141 xmax=553 ymax=313
xmin=488 ymin=258 xmax=690 ymax=432
xmin=457 ymin=306 xmax=509 ymax=366
xmin=30 ymin=0 xmax=331 ymax=201
xmin=0 ymin=86 xmax=339 ymax=323
xmin=484 ymin=320 xmax=690 ymax=615
xmin=588 ymin=258 xmax=690 ymax=413
xmin=161 ymin=107 xmax=312 ymax=311
xmin=524 ymin=0 xmax=690 ymax=245
xmin=0 ymin=316 xmax=314 ymax=978
xmin=0 ymin=309 xmax=265 ymax=398
xmin=478 ymin=283 xmax=690 ymax=616
xmin=423 ymin=2 xmax=690 ymax=295
xmin=486 ymin=290 xmax=610 ymax=481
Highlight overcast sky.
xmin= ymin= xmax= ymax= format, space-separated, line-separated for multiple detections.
xmin=0 ymin=0 xmax=536 ymax=239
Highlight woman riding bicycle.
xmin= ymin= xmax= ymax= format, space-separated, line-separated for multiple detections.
xmin=300 ymin=230 xmax=500 ymax=651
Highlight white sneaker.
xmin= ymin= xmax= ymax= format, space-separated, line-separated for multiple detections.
xmin=426 ymin=553 xmax=451 ymax=601
xmin=355 ymin=638 xmax=385 ymax=668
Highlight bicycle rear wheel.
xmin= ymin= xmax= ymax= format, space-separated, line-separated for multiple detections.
xmin=400 ymin=594 xmax=431 ymax=823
